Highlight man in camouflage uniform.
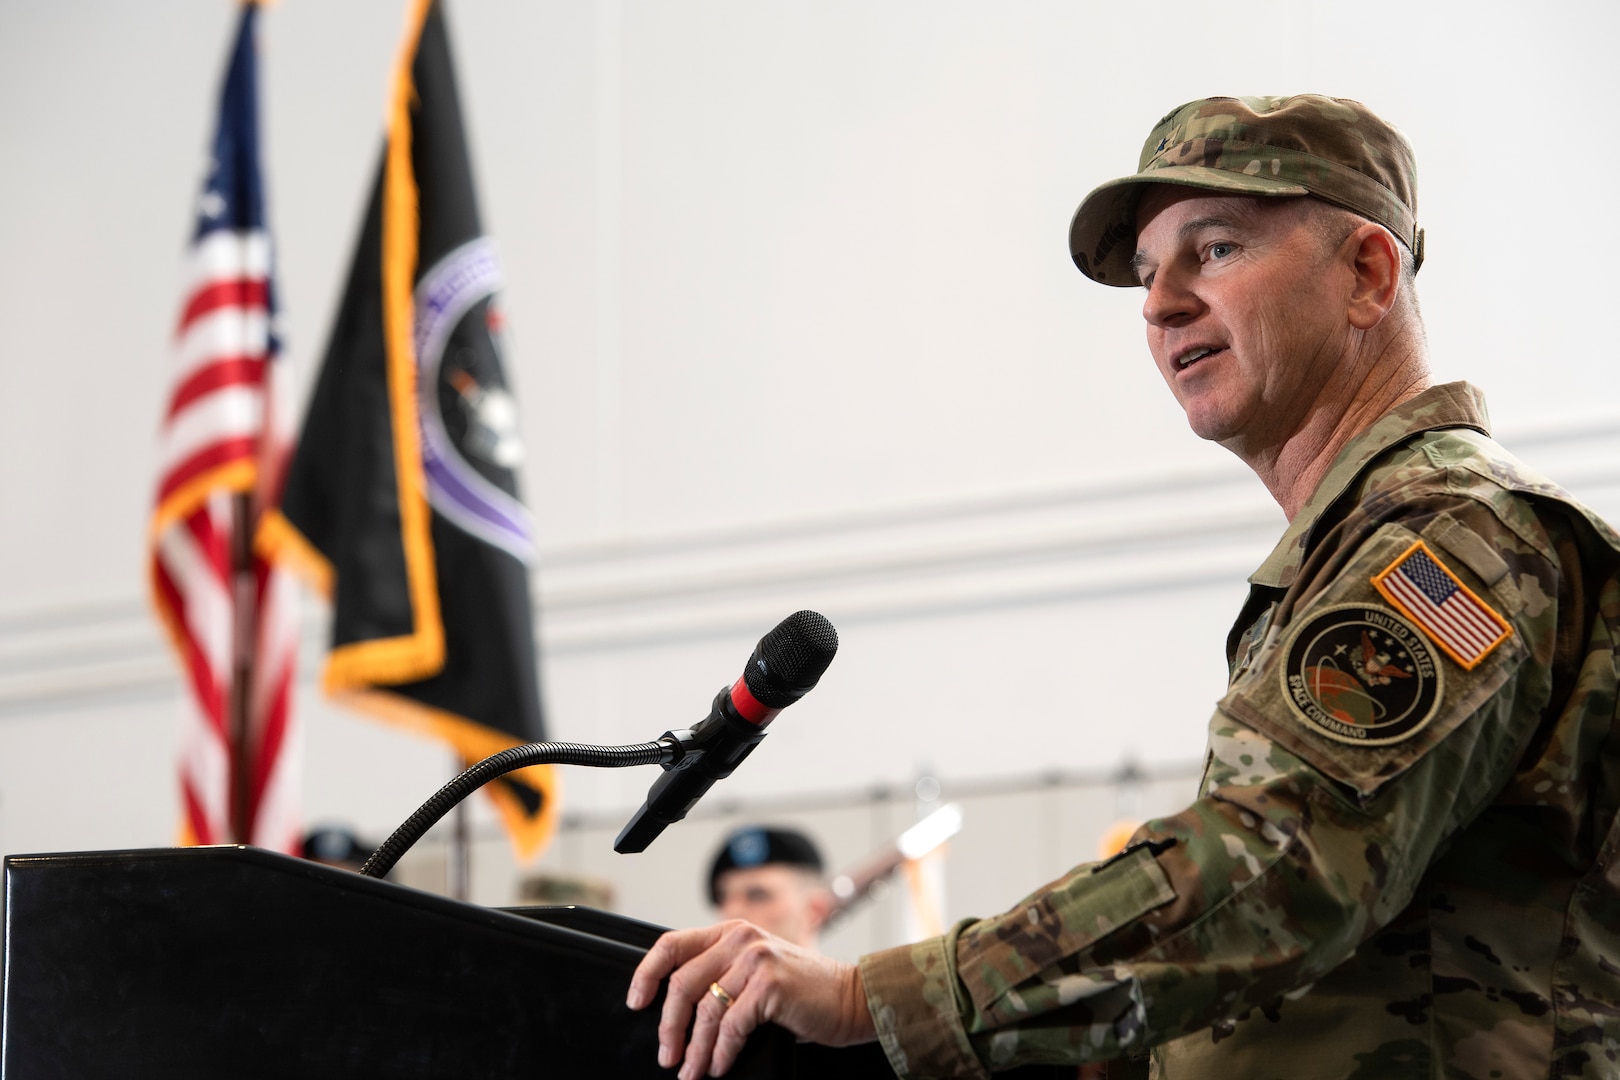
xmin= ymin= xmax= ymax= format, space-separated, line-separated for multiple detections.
xmin=628 ymin=95 xmax=1620 ymax=1079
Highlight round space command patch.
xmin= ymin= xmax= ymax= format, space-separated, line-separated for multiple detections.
xmin=1279 ymin=604 xmax=1443 ymax=746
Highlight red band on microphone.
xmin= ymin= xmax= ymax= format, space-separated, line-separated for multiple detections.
xmin=729 ymin=675 xmax=781 ymax=726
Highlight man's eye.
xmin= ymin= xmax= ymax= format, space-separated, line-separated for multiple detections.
xmin=1208 ymin=242 xmax=1234 ymax=260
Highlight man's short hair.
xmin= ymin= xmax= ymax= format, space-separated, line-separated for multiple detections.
xmin=1068 ymin=94 xmax=1423 ymax=287
xmin=707 ymin=825 xmax=824 ymax=905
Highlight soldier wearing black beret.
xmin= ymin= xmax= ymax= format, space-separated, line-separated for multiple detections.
xmin=706 ymin=826 xmax=831 ymax=952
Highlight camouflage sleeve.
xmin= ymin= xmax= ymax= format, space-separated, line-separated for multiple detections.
xmin=858 ymin=492 xmax=1559 ymax=1078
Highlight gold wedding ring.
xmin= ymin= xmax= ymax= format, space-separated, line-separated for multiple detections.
xmin=708 ymin=981 xmax=734 ymax=1009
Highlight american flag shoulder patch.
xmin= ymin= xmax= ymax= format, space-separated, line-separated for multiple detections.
xmin=1371 ymin=540 xmax=1511 ymax=670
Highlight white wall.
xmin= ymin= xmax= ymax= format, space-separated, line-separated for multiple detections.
xmin=2 ymin=0 xmax=1618 ymax=961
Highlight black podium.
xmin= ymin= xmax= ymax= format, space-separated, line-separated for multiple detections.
xmin=0 ymin=846 xmax=910 ymax=1079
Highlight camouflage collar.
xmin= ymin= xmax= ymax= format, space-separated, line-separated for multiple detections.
xmin=1248 ymin=382 xmax=1492 ymax=589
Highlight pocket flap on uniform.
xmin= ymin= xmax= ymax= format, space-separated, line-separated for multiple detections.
xmin=959 ymin=842 xmax=1176 ymax=1018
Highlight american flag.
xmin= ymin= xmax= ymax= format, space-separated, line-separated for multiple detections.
xmin=1374 ymin=541 xmax=1511 ymax=670
xmin=148 ymin=4 xmax=300 ymax=853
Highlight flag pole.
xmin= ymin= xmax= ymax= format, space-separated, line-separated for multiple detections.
xmin=228 ymin=491 xmax=258 ymax=845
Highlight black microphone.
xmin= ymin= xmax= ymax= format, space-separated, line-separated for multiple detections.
xmin=613 ymin=610 xmax=838 ymax=854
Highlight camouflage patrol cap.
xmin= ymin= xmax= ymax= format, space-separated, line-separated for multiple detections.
xmin=1069 ymin=94 xmax=1424 ymax=286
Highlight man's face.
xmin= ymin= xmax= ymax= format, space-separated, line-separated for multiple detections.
xmin=1131 ymin=187 xmax=1356 ymax=457
xmin=714 ymin=864 xmax=827 ymax=949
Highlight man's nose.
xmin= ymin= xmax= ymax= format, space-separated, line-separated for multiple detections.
xmin=1141 ymin=266 xmax=1201 ymax=328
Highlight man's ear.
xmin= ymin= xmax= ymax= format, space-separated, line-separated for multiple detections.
xmin=1346 ymin=222 xmax=1401 ymax=330
xmin=806 ymin=885 xmax=834 ymax=932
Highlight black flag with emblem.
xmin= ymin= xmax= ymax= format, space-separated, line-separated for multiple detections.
xmin=262 ymin=0 xmax=556 ymax=859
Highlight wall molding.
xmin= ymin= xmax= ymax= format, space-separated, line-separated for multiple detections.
xmin=4 ymin=418 xmax=1616 ymax=718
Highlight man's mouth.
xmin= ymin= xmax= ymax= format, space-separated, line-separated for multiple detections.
xmin=1176 ymin=346 xmax=1222 ymax=369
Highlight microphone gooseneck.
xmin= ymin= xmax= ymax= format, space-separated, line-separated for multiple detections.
xmin=356 ymin=611 xmax=839 ymax=877
xmin=360 ymin=740 xmax=671 ymax=879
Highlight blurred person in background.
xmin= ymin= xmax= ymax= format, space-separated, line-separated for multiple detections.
xmin=301 ymin=824 xmax=376 ymax=874
xmin=707 ymin=825 xmax=832 ymax=952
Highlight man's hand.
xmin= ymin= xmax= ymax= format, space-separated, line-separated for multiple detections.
xmin=625 ymin=919 xmax=877 ymax=1079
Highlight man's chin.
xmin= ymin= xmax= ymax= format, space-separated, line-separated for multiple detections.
xmin=1181 ymin=407 xmax=1242 ymax=445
